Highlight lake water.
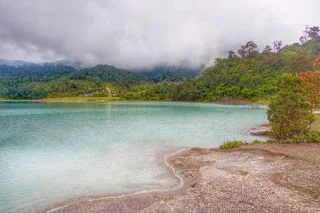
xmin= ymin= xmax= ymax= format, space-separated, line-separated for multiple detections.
xmin=0 ymin=101 xmax=267 ymax=212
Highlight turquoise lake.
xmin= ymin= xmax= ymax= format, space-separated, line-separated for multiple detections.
xmin=0 ymin=101 xmax=267 ymax=212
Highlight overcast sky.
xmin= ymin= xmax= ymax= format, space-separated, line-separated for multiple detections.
xmin=0 ymin=0 xmax=319 ymax=69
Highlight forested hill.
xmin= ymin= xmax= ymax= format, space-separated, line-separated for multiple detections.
xmin=138 ymin=66 xmax=201 ymax=83
xmin=193 ymin=37 xmax=319 ymax=101
xmin=0 ymin=63 xmax=201 ymax=99
xmin=0 ymin=58 xmax=35 ymax=67
xmin=0 ymin=64 xmax=76 ymax=80
xmin=0 ymin=26 xmax=319 ymax=101
xmin=68 ymin=65 xmax=146 ymax=88
xmin=122 ymin=26 xmax=320 ymax=101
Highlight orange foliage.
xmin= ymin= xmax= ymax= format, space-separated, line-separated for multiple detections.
xmin=298 ymin=70 xmax=320 ymax=81
xmin=298 ymin=70 xmax=320 ymax=107
xmin=313 ymin=56 xmax=320 ymax=69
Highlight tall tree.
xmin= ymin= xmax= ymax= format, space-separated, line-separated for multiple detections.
xmin=305 ymin=26 xmax=320 ymax=40
xmin=301 ymin=26 xmax=320 ymax=43
xmin=273 ymin=40 xmax=282 ymax=52
xmin=238 ymin=41 xmax=258 ymax=58
xmin=228 ymin=50 xmax=236 ymax=59
xmin=262 ymin=45 xmax=272 ymax=54
xmin=300 ymin=36 xmax=307 ymax=44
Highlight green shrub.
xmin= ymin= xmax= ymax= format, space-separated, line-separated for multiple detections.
xmin=266 ymin=139 xmax=278 ymax=144
xmin=267 ymin=74 xmax=315 ymax=140
xmin=266 ymin=131 xmax=320 ymax=143
xmin=253 ymin=139 xmax=264 ymax=144
xmin=290 ymin=131 xmax=320 ymax=143
xmin=219 ymin=140 xmax=242 ymax=150
xmin=307 ymin=131 xmax=320 ymax=142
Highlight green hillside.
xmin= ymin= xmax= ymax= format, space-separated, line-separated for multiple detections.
xmin=1 ymin=26 xmax=319 ymax=102
xmin=0 ymin=64 xmax=199 ymax=99
xmin=124 ymin=34 xmax=320 ymax=102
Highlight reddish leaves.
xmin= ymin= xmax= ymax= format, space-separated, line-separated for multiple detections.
xmin=298 ymin=69 xmax=320 ymax=107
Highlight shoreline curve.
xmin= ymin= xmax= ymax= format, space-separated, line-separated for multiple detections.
xmin=44 ymin=148 xmax=190 ymax=213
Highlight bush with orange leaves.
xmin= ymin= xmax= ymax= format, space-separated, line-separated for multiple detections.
xmin=298 ymin=57 xmax=320 ymax=108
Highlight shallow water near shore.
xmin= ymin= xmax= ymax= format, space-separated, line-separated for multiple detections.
xmin=0 ymin=101 xmax=267 ymax=212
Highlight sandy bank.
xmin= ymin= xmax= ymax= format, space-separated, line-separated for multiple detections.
xmin=248 ymin=123 xmax=271 ymax=136
xmin=42 ymin=143 xmax=320 ymax=213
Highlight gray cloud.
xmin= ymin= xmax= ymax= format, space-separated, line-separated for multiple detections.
xmin=0 ymin=0 xmax=319 ymax=69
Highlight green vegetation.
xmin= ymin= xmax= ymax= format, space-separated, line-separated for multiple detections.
xmin=267 ymin=74 xmax=315 ymax=140
xmin=0 ymin=64 xmax=200 ymax=100
xmin=0 ymin=25 xmax=320 ymax=103
xmin=291 ymin=132 xmax=320 ymax=143
xmin=219 ymin=140 xmax=241 ymax=149
xmin=312 ymin=115 xmax=320 ymax=132
xmin=266 ymin=74 xmax=320 ymax=143
xmin=139 ymin=66 xmax=199 ymax=83
xmin=190 ymin=38 xmax=319 ymax=102
xmin=252 ymin=139 xmax=264 ymax=144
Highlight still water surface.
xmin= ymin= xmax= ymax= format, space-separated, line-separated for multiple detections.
xmin=0 ymin=101 xmax=267 ymax=212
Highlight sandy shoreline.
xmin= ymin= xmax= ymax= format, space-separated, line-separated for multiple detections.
xmin=38 ymin=143 xmax=320 ymax=213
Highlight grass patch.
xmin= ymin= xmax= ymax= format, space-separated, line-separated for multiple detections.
xmin=253 ymin=139 xmax=264 ymax=144
xmin=266 ymin=131 xmax=320 ymax=144
xmin=266 ymin=139 xmax=278 ymax=144
xmin=219 ymin=140 xmax=242 ymax=150
xmin=312 ymin=115 xmax=320 ymax=132
xmin=289 ymin=132 xmax=320 ymax=143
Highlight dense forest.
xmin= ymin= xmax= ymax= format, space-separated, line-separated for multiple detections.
xmin=0 ymin=26 xmax=319 ymax=102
